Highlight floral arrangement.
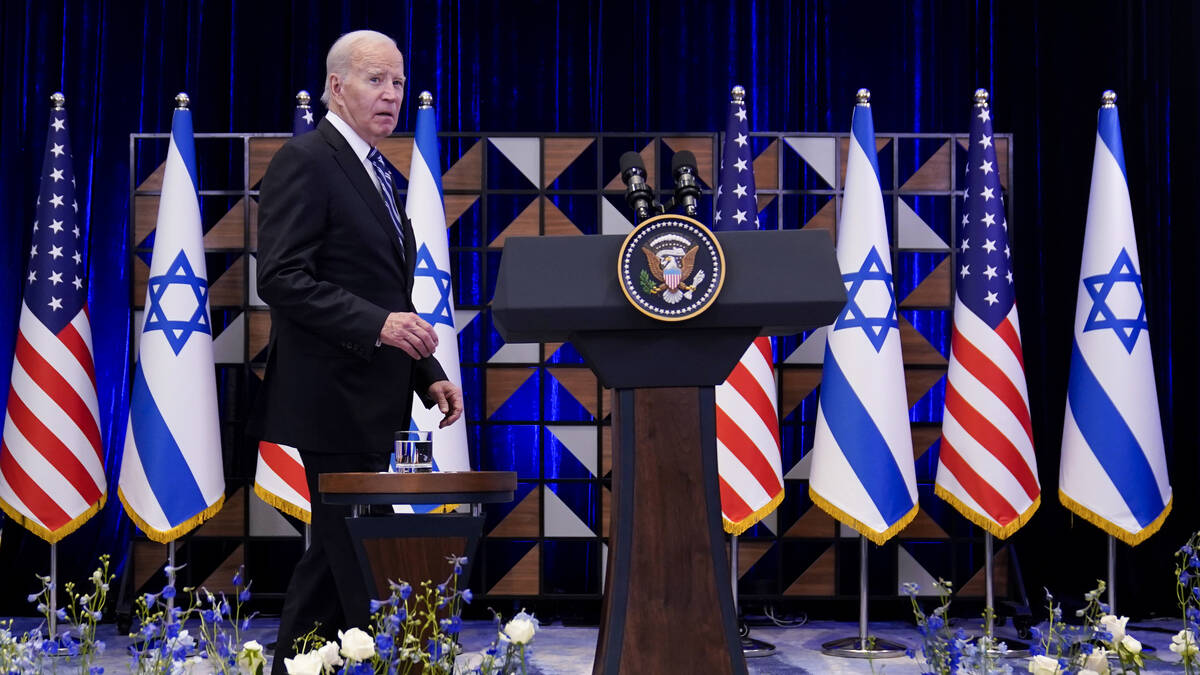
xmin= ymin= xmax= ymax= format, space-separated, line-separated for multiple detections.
xmin=1175 ymin=531 xmax=1200 ymax=674
xmin=284 ymin=555 xmax=538 ymax=675
xmin=902 ymin=579 xmax=1011 ymax=675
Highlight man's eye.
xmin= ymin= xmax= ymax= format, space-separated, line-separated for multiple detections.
xmin=369 ymin=76 xmax=381 ymax=84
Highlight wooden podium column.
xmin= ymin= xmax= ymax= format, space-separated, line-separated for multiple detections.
xmin=595 ymin=387 xmax=745 ymax=674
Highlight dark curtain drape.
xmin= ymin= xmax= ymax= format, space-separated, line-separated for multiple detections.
xmin=0 ymin=0 xmax=1196 ymax=617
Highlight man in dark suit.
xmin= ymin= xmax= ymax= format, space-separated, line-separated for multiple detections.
xmin=252 ymin=29 xmax=463 ymax=672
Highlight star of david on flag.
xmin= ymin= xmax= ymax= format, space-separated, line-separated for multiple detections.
xmin=808 ymin=91 xmax=917 ymax=544
xmin=404 ymin=93 xmax=470 ymax=494
xmin=1059 ymin=92 xmax=1170 ymax=546
xmin=120 ymin=99 xmax=225 ymax=543
xmin=0 ymin=96 xmax=106 ymax=543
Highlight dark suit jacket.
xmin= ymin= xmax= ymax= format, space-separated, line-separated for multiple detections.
xmin=250 ymin=118 xmax=447 ymax=454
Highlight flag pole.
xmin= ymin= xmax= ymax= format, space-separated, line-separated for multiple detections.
xmin=729 ymin=534 xmax=776 ymax=657
xmin=49 ymin=543 xmax=58 ymax=637
xmin=166 ymin=540 xmax=176 ymax=614
xmin=821 ymin=535 xmax=906 ymax=658
xmin=1107 ymin=534 xmax=1116 ymax=612
xmin=985 ymin=533 xmax=994 ymax=639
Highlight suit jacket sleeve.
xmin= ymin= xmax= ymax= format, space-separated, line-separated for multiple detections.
xmin=257 ymin=141 xmax=389 ymax=355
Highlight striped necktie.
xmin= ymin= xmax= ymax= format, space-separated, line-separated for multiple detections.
xmin=367 ymin=148 xmax=406 ymax=255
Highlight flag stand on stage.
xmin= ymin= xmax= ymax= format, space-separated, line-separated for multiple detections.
xmin=713 ymin=85 xmax=784 ymax=660
xmin=821 ymin=536 xmax=906 ymax=658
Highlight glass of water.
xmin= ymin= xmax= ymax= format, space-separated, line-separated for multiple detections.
xmin=392 ymin=430 xmax=433 ymax=473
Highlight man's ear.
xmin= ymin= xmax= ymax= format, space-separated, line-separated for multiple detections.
xmin=328 ymin=74 xmax=342 ymax=102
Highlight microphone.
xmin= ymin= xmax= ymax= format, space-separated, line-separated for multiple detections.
xmin=619 ymin=151 xmax=655 ymax=222
xmin=671 ymin=151 xmax=701 ymax=217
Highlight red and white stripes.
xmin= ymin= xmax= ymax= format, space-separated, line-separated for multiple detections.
xmin=253 ymin=441 xmax=311 ymax=523
xmin=717 ymin=336 xmax=784 ymax=534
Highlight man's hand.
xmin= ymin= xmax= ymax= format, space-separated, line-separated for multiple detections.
xmin=380 ymin=312 xmax=438 ymax=359
xmin=427 ymin=380 xmax=464 ymax=428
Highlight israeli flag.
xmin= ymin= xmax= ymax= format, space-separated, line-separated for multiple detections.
xmin=119 ymin=101 xmax=224 ymax=542
xmin=1059 ymin=92 xmax=1171 ymax=545
xmin=808 ymin=91 xmax=917 ymax=544
xmin=406 ymin=93 xmax=470 ymax=475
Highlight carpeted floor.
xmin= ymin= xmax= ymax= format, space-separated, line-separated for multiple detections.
xmin=5 ymin=616 xmax=1190 ymax=672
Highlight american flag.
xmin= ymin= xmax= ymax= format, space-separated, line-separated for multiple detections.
xmin=713 ymin=86 xmax=783 ymax=535
xmin=935 ymin=90 xmax=1040 ymax=538
xmin=253 ymin=90 xmax=317 ymax=524
xmin=0 ymin=96 xmax=106 ymax=543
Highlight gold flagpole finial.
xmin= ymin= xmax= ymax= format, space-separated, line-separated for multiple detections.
xmin=730 ymin=85 xmax=746 ymax=103
xmin=296 ymin=90 xmax=311 ymax=107
xmin=974 ymin=88 xmax=990 ymax=107
xmin=50 ymin=92 xmax=66 ymax=110
xmin=418 ymin=91 xmax=434 ymax=109
xmin=1101 ymin=90 xmax=1117 ymax=108
xmin=856 ymin=88 xmax=871 ymax=106
xmin=175 ymin=92 xmax=190 ymax=110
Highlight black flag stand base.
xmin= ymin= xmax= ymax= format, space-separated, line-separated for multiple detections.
xmin=821 ymin=536 xmax=907 ymax=659
xmin=730 ymin=535 xmax=776 ymax=658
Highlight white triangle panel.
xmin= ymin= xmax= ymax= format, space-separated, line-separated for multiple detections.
xmin=543 ymin=486 xmax=594 ymax=537
xmin=897 ymin=198 xmax=948 ymax=249
xmin=897 ymin=546 xmax=941 ymax=596
xmin=490 ymin=138 xmax=541 ymax=187
xmin=783 ymin=326 xmax=828 ymax=365
xmin=488 ymin=342 xmax=540 ymax=364
xmin=249 ymin=488 xmax=302 ymax=537
xmin=784 ymin=451 xmax=813 ymax=481
xmin=601 ymin=196 xmax=633 ymax=235
xmin=248 ymin=254 xmax=265 ymax=307
xmin=784 ymin=136 xmax=837 ymax=188
xmin=546 ymin=425 xmax=598 ymax=477
xmin=454 ymin=309 xmax=480 ymax=335
xmin=213 ymin=312 xmax=246 ymax=364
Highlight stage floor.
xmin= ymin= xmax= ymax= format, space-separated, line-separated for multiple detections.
xmin=7 ymin=616 xmax=1188 ymax=672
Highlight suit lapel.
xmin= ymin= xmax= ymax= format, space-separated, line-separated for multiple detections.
xmin=318 ymin=120 xmax=407 ymax=265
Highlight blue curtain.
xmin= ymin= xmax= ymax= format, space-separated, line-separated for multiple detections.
xmin=0 ymin=0 xmax=1197 ymax=616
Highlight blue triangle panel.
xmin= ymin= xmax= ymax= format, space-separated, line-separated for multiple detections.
xmin=487 ymin=142 xmax=537 ymax=190
xmin=490 ymin=371 xmax=541 ymax=422
xmin=482 ymin=481 xmax=537 ymax=532
xmin=544 ymin=369 xmax=593 ymax=423
xmin=901 ymin=308 xmax=951 ymax=359
xmin=448 ymin=199 xmax=485 ymax=248
xmin=481 ymin=425 xmax=541 ymax=478
xmin=895 ymin=251 xmax=949 ymax=303
xmin=481 ymin=539 xmax=538 ymax=592
xmin=546 ymin=141 xmax=597 ymax=191
xmin=545 ymin=342 xmax=585 ymax=365
xmin=547 ymin=194 xmax=597 ymax=236
xmin=544 ymin=430 xmax=593 ymax=479
xmin=486 ymin=194 xmax=537 ymax=245
xmin=542 ymin=540 xmax=600 ymax=594
xmin=457 ymin=312 xmax=487 ymax=365
xmin=913 ymin=434 xmax=941 ymax=483
xmin=908 ymin=373 xmax=946 ymax=424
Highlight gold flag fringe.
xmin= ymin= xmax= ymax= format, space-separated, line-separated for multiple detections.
xmin=118 ymin=488 xmax=225 ymax=544
xmin=723 ymin=489 xmax=784 ymax=536
xmin=934 ymin=485 xmax=1040 ymax=540
xmin=253 ymin=483 xmax=312 ymax=524
xmin=1058 ymin=489 xmax=1171 ymax=547
xmin=0 ymin=493 xmax=106 ymax=544
xmin=809 ymin=487 xmax=918 ymax=545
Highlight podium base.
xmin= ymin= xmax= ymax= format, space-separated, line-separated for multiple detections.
xmin=820 ymin=636 xmax=908 ymax=659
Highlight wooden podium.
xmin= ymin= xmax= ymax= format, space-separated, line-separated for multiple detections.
xmin=319 ymin=471 xmax=516 ymax=599
xmin=492 ymin=230 xmax=845 ymax=674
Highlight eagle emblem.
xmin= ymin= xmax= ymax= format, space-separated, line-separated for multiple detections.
xmin=617 ymin=214 xmax=725 ymax=322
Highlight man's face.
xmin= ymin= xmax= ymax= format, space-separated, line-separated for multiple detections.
xmin=330 ymin=41 xmax=405 ymax=146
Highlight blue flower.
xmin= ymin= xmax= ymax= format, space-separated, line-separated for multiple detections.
xmin=1193 ymin=586 xmax=1200 ymax=601
xmin=238 ymin=589 xmax=251 ymax=603
xmin=232 ymin=570 xmax=243 ymax=586
xmin=370 ymin=599 xmax=385 ymax=613
xmin=143 ymin=593 xmax=156 ymax=606
xmin=166 ymin=623 xmax=180 ymax=639
xmin=1182 ymin=544 xmax=1194 ymax=556
xmin=92 ymin=611 xmax=102 ymax=621
xmin=1057 ymin=658 xmax=1069 ymax=669
xmin=954 ymin=628 xmax=967 ymax=641
xmin=1183 ymin=571 xmax=1193 ymax=584
xmin=375 ymin=633 xmax=393 ymax=651
xmin=436 ymin=583 xmax=447 ymax=595
xmin=905 ymin=648 xmax=915 ymax=659
xmin=1030 ymin=627 xmax=1042 ymax=641
xmin=26 ymin=594 xmax=38 ymax=603
xmin=1190 ymin=555 xmax=1200 ymax=569
xmin=901 ymin=582 xmax=919 ymax=597
xmin=160 ymin=586 xmax=176 ymax=600
xmin=202 ymin=610 xmax=217 ymax=623
xmin=1099 ymin=602 xmax=1110 ymax=613
xmin=90 ymin=667 xmax=104 ymax=674
xmin=56 ymin=609 xmax=68 ymax=621
xmin=1186 ymin=607 xmax=1200 ymax=622
xmin=1029 ymin=645 xmax=1044 ymax=657
xmin=1080 ymin=642 xmax=1094 ymax=654
xmin=461 ymin=589 xmax=473 ymax=604
xmin=398 ymin=582 xmax=411 ymax=600
xmin=927 ymin=615 xmax=944 ymax=631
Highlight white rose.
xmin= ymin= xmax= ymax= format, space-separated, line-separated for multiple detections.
xmin=338 ymin=627 xmax=376 ymax=661
xmin=239 ymin=640 xmax=266 ymax=673
xmin=316 ymin=641 xmax=344 ymax=671
xmin=1027 ymin=654 xmax=1061 ymax=675
xmin=1078 ymin=670 xmax=1100 ymax=675
xmin=1099 ymin=614 xmax=1129 ymax=645
xmin=1120 ymin=634 xmax=1142 ymax=654
xmin=284 ymin=651 xmax=324 ymax=675
xmin=1082 ymin=648 xmax=1111 ymax=675
xmin=1171 ymin=629 xmax=1199 ymax=657
xmin=503 ymin=617 xmax=537 ymax=645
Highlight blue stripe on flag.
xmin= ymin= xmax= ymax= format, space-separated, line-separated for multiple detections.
xmin=851 ymin=104 xmax=881 ymax=180
xmin=1067 ymin=341 xmax=1164 ymax=527
xmin=171 ymin=109 xmax=200 ymax=190
xmin=1097 ymin=107 xmax=1127 ymax=180
xmin=414 ymin=107 xmax=443 ymax=198
xmin=820 ymin=346 xmax=913 ymax=526
xmin=129 ymin=361 xmax=210 ymax=527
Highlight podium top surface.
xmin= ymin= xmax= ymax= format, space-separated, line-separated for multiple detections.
xmin=492 ymin=229 xmax=846 ymax=343
xmin=319 ymin=470 xmax=517 ymax=496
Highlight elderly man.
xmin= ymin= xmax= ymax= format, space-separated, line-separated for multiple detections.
xmin=251 ymin=30 xmax=463 ymax=671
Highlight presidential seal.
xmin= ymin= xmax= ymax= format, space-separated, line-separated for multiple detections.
xmin=617 ymin=214 xmax=725 ymax=321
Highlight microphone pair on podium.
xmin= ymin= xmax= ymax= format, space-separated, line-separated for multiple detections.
xmin=619 ymin=150 xmax=702 ymax=222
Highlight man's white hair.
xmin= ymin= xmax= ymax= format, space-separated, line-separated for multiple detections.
xmin=321 ymin=30 xmax=399 ymax=106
